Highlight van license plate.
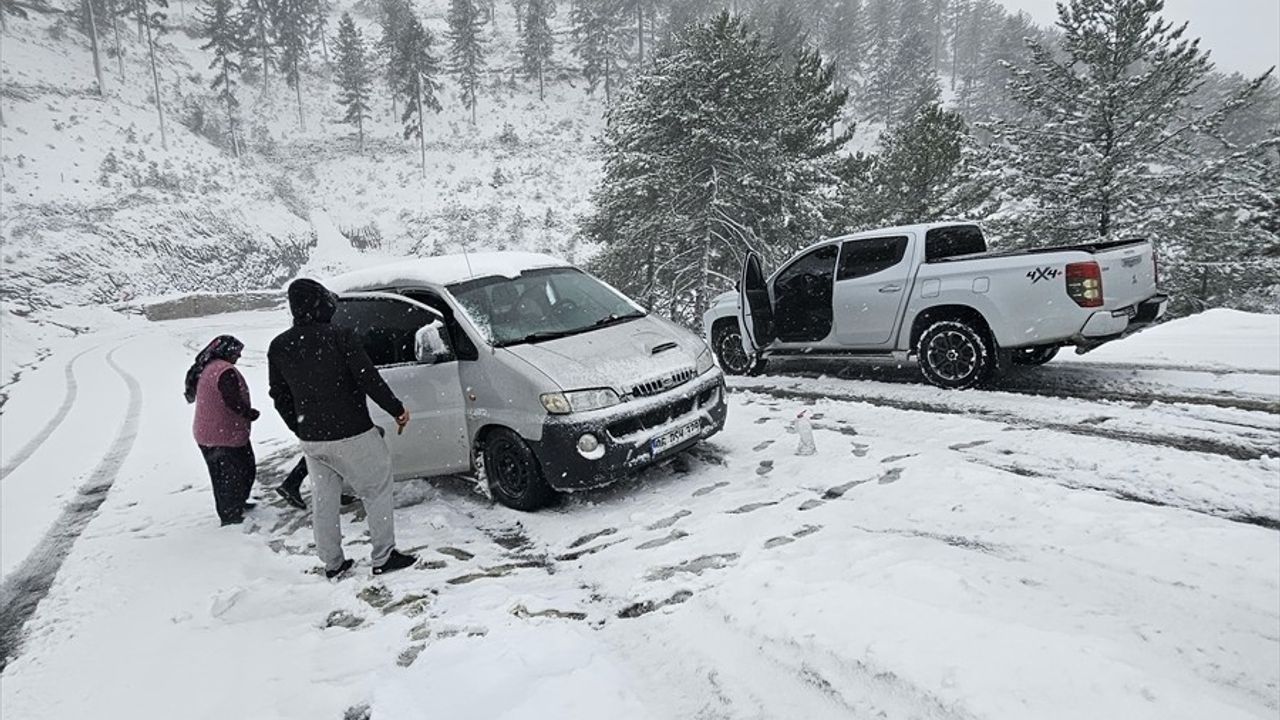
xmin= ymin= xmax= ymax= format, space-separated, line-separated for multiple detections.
xmin=652 ymin=421 xmax=700 ymax=455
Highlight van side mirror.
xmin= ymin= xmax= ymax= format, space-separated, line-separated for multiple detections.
xmin=414 ymin=324 xmax=453 ymax=365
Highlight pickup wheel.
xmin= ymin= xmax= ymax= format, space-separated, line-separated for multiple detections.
xmin=712 ymin=321 xmax=757 ymax=376
xmin=1012 ymin=345 xmax=1060 ymax=366
xmin=479 ymin=428 xmax=556 ymax=511
xmin=916 ymin=320 xmax=992 ymax=390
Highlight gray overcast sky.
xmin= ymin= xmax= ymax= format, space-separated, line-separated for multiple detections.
xmin=995 ymin=0 xmax=1280 ymax=76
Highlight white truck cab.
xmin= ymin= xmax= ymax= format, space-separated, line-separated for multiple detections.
xmin=704 ymin=222 xmax=1167 ymax=389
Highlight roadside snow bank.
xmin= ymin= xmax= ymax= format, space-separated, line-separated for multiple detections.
xmin=1070 ymin=309 xmax=1280 ymax=372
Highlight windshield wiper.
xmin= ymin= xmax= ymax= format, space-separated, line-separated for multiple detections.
xmin=590 ymin=311 xmax=646 ymax=329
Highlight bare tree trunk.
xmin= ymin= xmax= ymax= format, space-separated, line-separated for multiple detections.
xmin=110 ymin=0 xmax=125 ymax=77
xmin=143 ymin=2 xmax=166 ymax=149
xmin=86 ymin=0 xmax=105 ymax=95
xmin=604 ymin=56 xmax=612 ymax=104
xmin=635 ymin=3 xmax=643 ymax=65
xmin=135 ymin=0 xmax=143 ymax=41
xmin=295 ymin=67 xmax=306 ymax=131
xmin=415 ymin=75 xmax=426 ymax=178
xmin=223 ymin=66 xmax=239 ymax=158
xmin=537 ymin=60 xmax=543 ymax=101
xmin=258 ymin=17 xmax=269 ymax=83
xmin=319 ymin=23 xmax=329 ymax=64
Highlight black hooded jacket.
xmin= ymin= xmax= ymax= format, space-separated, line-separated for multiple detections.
xmin=268 ymin=278 xmax=405 ymax=442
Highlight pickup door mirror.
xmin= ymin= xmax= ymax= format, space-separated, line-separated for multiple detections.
xmin=414 ymin=324 xmax=454 ymax=365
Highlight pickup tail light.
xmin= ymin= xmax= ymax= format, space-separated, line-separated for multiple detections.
xmin=1066 ymin=261 xmax=1104 ymax=308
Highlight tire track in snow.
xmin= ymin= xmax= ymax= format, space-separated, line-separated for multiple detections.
xmin=0 ymin=346 xmax=97 ymax=482
xmin=0 ymin=346 xmax=143 ymax=671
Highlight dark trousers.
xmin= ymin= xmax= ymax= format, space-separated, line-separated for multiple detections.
xmin=199 ymin=444 xmax=256 ymax=522
xmin=281 ymin=456 xmax=308 ymax=495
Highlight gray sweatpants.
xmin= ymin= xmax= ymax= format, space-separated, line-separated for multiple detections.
xmin=300 ymin=427 xmax=396 ymax=571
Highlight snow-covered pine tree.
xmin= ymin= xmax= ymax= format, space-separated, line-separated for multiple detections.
xmin=510 ymin=0 xmax=526 ymax=33
xmin=859 ymin=0 xmax=898 ymax=121
xmin=200 ymin=0 xmax=243 ymax=156
xmin=572 ymin=0 xmax=627 ymax=103
xmin=240 ymin=0 xmax=278 ymax=83
xmin=520 ymin=0 xmax=554 ymax=100
xmin=312 ymin=0 xmax=331 ymax=63
xmin=822 ymin=0 xmax=866 ymax=87
xmin=585 ymin=12 xmax=850 ymax=324
xmin=397 ymin=14 xmax=444 ymax=176
xmin=447 ymin=0 xmax=487 ymax=123
xmin=764 ymin=0 xmax=806 ymax=62
xmin=841 ymin=101 xmax=995 ymax=228
xmin=275 ymin=0 xmax=313 ymax=130
xmin=334 ymin=12 xmax=372 ymax=151
xmin=376 ymin=0 xmax=412 ymax=118
xmin=993 ymin=0 xmax=1275 ymax=247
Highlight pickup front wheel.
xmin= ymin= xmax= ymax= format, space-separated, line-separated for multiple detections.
xmin=916 ymin=320 xmax=993 ymax=390
xmin=712 ymin=321 xmax=757 ymax=376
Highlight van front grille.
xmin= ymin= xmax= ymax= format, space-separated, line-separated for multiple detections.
xmin=608 ymin=397 xmax=698 ymax=439
xmin=629 ymin=367 xmax=696 ymax=398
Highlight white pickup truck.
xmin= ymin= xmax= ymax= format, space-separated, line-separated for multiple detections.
xmin=702 ymin=222 xmax=1167 ymax=389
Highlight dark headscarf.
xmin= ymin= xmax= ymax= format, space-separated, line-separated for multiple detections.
xmin=184 ymin=335 xmax=244 ymax=403
xmin=288 ymin=278 xmax=338 ymax=326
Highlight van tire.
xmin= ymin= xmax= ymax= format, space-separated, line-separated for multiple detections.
xmin=916 ymin=320 xmax=992 ymax=390
xmin=480 ymin=428 xmax=555 ymax=511
xmin=711 ymin=320 xmax=755 ymax=376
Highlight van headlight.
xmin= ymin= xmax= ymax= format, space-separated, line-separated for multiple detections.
xmin=540 ymin=388 xmax=621 ymax=414
xmin=696 ymin=346 xmax=714 ymax=375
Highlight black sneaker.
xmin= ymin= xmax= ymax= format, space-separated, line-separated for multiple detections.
xmin=276 ymin=485 xmax=306 ymax=510
xmin=372 ymin=550 xmax=416 ymax=576
xmin=340 ymin=494 xmax=359 ymax=506
xmin=220 ymin=515 xmax=244 ymax=527
xmin=325 ymin=558 xmax=355 ymax=579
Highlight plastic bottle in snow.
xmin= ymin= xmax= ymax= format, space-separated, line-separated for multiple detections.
xmin=794 ymin=410 xmax=816 ymax=456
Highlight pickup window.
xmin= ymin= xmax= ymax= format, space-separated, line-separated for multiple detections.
xmin=925 ymin=225 xmax=986 ymax=261
xmin=838 ymin=236 xmax=909 ymax=280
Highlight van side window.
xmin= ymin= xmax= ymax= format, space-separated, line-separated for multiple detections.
xmin=333 ymin=298 xmax=448 ymax=367
xmin=925 ymin=225 xmax=986 ymax=261
xmin=401 ymin=290 xmax=480 ymax=360
xmin=837 ymin=236 xmax=908 ymax=280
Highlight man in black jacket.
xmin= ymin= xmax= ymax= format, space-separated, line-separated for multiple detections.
xmin=268 ymin=278 xmax=417 ymax=578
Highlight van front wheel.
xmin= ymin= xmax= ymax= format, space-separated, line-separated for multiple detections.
xmin=481 ymin=428 xmax=555 ymax=511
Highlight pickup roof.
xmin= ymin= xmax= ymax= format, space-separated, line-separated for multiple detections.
xmin=702 ymin=222 xmax=1167 ymax=389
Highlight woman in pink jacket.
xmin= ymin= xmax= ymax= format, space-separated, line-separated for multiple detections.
xmin=185 ymin=335 xmax=259 ymax=525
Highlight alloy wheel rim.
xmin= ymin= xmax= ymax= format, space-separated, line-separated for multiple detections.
xmin=927 ymin=331 xmax=978 ymax=381
xmin=718 ymin=331 xmax=750 ymax=373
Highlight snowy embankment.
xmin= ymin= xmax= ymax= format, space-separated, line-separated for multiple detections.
xmin=0 ymin=308 xmax=1277 ymax=719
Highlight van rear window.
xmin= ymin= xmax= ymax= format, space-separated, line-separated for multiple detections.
xmin=925 ymin=225 xmax=986 ymax=261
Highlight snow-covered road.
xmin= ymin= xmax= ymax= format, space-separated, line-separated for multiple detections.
xmin=0 ymin=309 xmax=1277 ymax=719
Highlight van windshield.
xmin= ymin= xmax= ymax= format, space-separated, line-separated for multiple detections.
xmin=448 ymin=267 xmax=645 ymax=347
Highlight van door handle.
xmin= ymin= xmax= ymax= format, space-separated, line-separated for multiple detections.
xmin=878 ymin=285 xmax=902 ymax=293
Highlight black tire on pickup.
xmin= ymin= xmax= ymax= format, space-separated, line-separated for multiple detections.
xmin=1011 ymin=345 xmax=1060 ymax=366
xmin=479 ymin=428 xmax=556 ymax=511
xmin=712 ymin=320 xmax=758 ymax=376
xmin=916 ymin=320 xmax=994 ymax=390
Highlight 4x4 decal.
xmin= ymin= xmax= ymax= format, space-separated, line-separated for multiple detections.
xmin=1027 ymin=267 xmax=1060 ymax=283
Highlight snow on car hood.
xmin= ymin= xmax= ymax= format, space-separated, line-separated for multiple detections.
xmin=503 ymin=315 xmax=706 ymax=394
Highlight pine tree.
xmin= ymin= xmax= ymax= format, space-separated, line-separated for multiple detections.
xmin=377 ymin=0 xmax=413 ymax=118
xmin=840 ymin=101 xmax=995 ymax=227
xmin=200 ymin=0 xmax=243 ymax=156
xmin=397 ymin=14 xmax=443 ymax=176
xmin=994 ymin=0 xmax=1275 ymax=244
xmin=520 ymin=0 xmax=554 ymax=100
xmin=585 ymin=12 xmax=850 ymax=324
xmin=334 ymin=12 xmax=372 ymax=150
xmin=137 ymin=0 xmax=169 ymax=148
xmin=572 ymin=0 xmax=627 ymax=102
xmin=275 ymin=0 xmax=313 ymax=130
xmin=510 ymin=0 xmax=526 ymax=33
xmin=447 ymin=0 xmax=487 ymax=123
xmin=822 ymin=0 xmax=865 ymax=86
xmin=240 ymin=0 xmax=278 ymax=83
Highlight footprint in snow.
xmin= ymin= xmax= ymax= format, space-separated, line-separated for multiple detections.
xmin=879 ymin=467 xmax=904 ymax=484
xmin=636 ymin=530 xmax=688 ymax=550
xmin=726 ymin=500 xmax=779 ymax=514
xmin=756 ymin=460 xmax=774 ymax=476
xmin=881 ymin=454 xmax=916 ymax=464
xmin=763 ymin=536 xmax=795 ymax=549
xmin=823 ymin=478 xmax=870 ymax=499
xmin=948 ymin=440 xmax=991 ymax=451
xmin=798 ymin=498 xmax=825 ymax=511
xmin=436 ymin=546 xmax=474 ymax=561
xmin=568 ymin=527 xmax=618 ymax=549
xmin=850 ymin=443 xmax=870 ymax=457
xmin=692 ymin=481 xmax=729 ymax=497
xmin=645 ymin=510 xmax=691 ymax=530
xmin=752 ymin=440 xmax=775 ymax=452
xmin=753 ymin=417 xmax=772 ymax=425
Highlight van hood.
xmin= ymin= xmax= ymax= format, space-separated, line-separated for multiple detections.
xmin=502 ymin=315 xmax=706 ymax=395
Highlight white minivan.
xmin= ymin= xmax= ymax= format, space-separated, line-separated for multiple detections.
xmin=328 ymin=252 xmax=727 ymax=510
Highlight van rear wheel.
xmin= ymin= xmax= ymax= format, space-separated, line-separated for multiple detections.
xmin=481 ymin=428 xmax=555 ymax=511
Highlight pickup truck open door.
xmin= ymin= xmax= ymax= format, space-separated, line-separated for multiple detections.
xmin=737 ymin=252 xmax=775 ymax=357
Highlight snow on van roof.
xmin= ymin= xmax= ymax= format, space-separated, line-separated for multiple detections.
xmin=327 ymin=252 xmax=573 ymax=291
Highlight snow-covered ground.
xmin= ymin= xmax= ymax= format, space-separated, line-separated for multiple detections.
xmin=1 ymin=307 xmax=1277 ymax=719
